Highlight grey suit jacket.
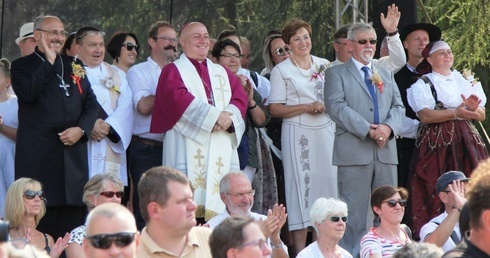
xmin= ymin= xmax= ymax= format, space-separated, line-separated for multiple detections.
xmin=324 ymin=58 xmax=405 ymax=166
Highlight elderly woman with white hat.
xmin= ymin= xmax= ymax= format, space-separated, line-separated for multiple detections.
xmin=407 ymin=40 xmax=488 ymax=236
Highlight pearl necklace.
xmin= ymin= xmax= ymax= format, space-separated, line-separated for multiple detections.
xmin=292 ymin=55 xmax=314 ymax=78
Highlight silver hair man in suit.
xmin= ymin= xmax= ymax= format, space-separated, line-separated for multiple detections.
xmin=324 ymin=22 xmax=405 ymax=256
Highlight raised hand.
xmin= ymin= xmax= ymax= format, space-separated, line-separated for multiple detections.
xmin=50 ymin=232 xmax=70 ymax=258
xmin=380 ymin=4 xmax=401 ymax=34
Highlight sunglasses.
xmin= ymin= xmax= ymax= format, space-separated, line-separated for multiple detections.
xmin=122 ymin=42 xmax=139 ymax=52
xmin=24 ymin=190 xmax=45 ymax=200
xmin=274 ymin=46 xmax=290 ymax=56
xmin=329 ymin=216 xmax=348 ymax=223
xmin=86 ymin=232 xmax=136 ymax=249
xmin=383 ymin=199 xmax=407 ymax=208
xmin=353 ymin=39 xmax=377 ymax=45
xmin=99 ymin=191 xmax=124 ymax=198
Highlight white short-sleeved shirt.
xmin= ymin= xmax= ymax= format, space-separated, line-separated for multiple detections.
xmin=420 ymin=211 xmax=461 ymax=252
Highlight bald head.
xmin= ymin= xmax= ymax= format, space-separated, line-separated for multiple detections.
xmin=179 ymin=22 xmax=209 ymax=61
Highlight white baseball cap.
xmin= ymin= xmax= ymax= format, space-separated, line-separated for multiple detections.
xmin=15 ymin=22 xmax=34 ymax=45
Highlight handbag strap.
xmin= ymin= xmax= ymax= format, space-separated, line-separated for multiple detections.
xmin=420 ymin=75 xmax=446 ymax=110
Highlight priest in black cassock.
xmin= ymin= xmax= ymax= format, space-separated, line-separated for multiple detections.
xmin=10 ymin=15 xmax=98 ymax=240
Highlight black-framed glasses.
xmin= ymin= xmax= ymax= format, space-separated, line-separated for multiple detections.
xmin=383 ymin=199 xmax=407 ymax=208
xmin=239 ymin=238 xmax=268 ymax=250
xmin=329 ymin=216 xmax=348 ymax=223
xmin=153 ymin=36 xmax=179 ymax=44
xmin=352 ymin=39 xmax=377 ymax=45
xmin=99 ymin=191 xmax=124 ymax=198
xmin=122 ymin=42 xmax=139 ymax=52
xmin=220 ymin=53 xmax=242 ymax=59
xmin=226 ymin=189 xmax=255 ymax=198
xmin=274 ymin=46 xmax=290 ymax=56
xmin=335 ymin=40 xmax=347 ymax=46
xmin=86 ymin=232 xmax=136 ymax=249
xmin=37 ymin=29 xmax=69 ymax=37
xmin=24 ymin=190 xmax=45 ymax=200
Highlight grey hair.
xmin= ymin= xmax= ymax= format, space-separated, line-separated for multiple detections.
xmin=347 ymin=22 xmax=376 ymax=41
xmin=310 ymin=198 xmax=348 ymax=234
xmin=33 ymin=15 xmax=61 ymax=30
xmin=393 ymin=242 xmax=444 ymax=258
xmin=82 ymin=173 xmax=124 ymax=211
xmin=219 ymin=172 xmax=249 ymax=194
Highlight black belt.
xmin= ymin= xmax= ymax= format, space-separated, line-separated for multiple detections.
xmin=131 ymin=136 xmax=163 ymax=147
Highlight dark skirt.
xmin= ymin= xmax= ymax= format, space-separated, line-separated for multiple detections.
xmin=409 ymin=120 xmax=488 ymax=237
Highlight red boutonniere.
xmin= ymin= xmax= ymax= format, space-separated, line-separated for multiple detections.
xmin=71 ymin=61 xmax=86 ymax=94
xmin=310 ymin=63 xmax=330 ymax=81
xmin=371 ymin=71 xmax=384 ymax=93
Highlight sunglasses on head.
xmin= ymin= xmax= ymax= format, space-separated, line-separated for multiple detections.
xmin=86 ymin=232 xmax=136 ymax=249
xmin=24 ymin=190 xmax=45 ymax=200
xmin=353 ymin=39 xmax=377 ymax=45
xmin=329 ymin=216 xmax=348 ymax=223
xmin=383 ymin=199 xmax=407 ymax=208
xmin=274 ymin=46 xmax=290 ymax=56
xmin=99 ymin=191 xmax=124 ymax=198
xmin=122 ymin=42 xmax=139 ymax=52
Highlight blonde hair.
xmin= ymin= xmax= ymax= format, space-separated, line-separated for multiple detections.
xmin=82 ymin=173 xmax=124 ymax=211
xmin=5 ymin=178 xmax=46 ymax=228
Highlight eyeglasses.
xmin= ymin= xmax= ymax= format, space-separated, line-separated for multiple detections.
xmin=239 ymin=239 xmax=267 ymax=250
xmin=383 ymin=199 xmax=407 ymax=208
xmin=122 ymin=42 xmax=139 ymax=52
xmin=274 ymin=46 xmax=290 ymax=56
xmin=226 ymin=189 xmax=255 ymax=198
xmin=352 ymin=39 xmax=377 ymax=45
xmin=220 ymin=53 xmax=242 ymax=59
xmin=24 ymin=190 xmax=45 ymax=200
xmin=153 ymin=36 xmax=179 ymax=44
xmin=86 ymin=232 xmax=136 ymax=249
xmin=335 ymin=40 xmax=347 ymax=46
xmin=37 ymin=29 xmax=69 ymax=37
xmin=329 ymin=216 xmax=348 ymax=223
xmin=99 ymin=191 xmax=124 ymax=198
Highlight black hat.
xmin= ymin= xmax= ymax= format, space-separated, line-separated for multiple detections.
xmin=435 ymin=171 xmax=470 ymax=194
xmin=400 ymin=23 xmax=441 ymax=41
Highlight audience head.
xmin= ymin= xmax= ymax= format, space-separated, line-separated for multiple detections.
xmin=333 ymin=24 xmax=351 ymax=62
xmin=281 ymin=18 xmax=312 ymax=45
xmin=371 ymin=185 xmax=408 ymax=222
xmin=107 ymin=32 xmax=139 ymax=71
xmin=148 ymin=21 xmax=178 ymax=62
xmin=0 ymin=240 xmax=51 ymax=258
xmin=62 ymin=32 xmax=78 ymax=57
xmin=218 ymin=29 xmax=241 ymax=50
xmin=5 ymin=178 xmax=46 ymax=228
xmin=0 ymin=58 xmax=11 ymax=91
xmin=310 ymin=198 xmax=348 ymax=241
xmin=262 ymin=33 xmax=289 ymax=73
xmin=16 ymin=22 xmax=36 ymax=57
xmin=83 ymin=203 xmax=139 ymax=258
xmin=209 ymin=216 xmax=271 ymax=258
xmin=240 ymin=37 xmax=252 ymax=69
xmin=138 ymin=166 xmax=197 ymax=233
xmin=466 ymin=158 xmax=490 ymax=234
xmin=75 ymin=26 xmax=106 ymax=68
xmin=212 ymin=39 xmax=242 ymax=74
xmin=33 ymin=15 xmax=66 ymax=54
xmin=82 ymin=172 xmax=124 ymax=211
xmin=392 ymin=242 xmax=443 ymax=258
xmin=179 ymin=22 xmax=209 ymax=62
xmin=219 ymin=172 xmax=254 ymax=217
xmin=416 ymin=40 xmax=452 ymax=75
xmin=347 ymin=22 xmax=377 ymax=65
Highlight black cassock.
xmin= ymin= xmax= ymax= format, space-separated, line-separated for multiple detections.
xmin=11 ymin=47 xmax=98 ymax=207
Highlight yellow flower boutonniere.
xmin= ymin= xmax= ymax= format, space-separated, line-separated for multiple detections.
xmin=371 ymin=71 xmax=384 ymax=93
xmin=71 ymin=61 xmax=86 ymax=94
xmin=101 ymin=76 xmax=121 ymax=94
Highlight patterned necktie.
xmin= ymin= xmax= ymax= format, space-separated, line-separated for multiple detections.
xmin=361 ymin=66 xmax=379 ymax=124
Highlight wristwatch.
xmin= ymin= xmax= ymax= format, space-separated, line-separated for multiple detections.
xmin=270 ymin=241 xmax=283 ymax=249
xmin=387 ymin=29 xmax=399 ymax=36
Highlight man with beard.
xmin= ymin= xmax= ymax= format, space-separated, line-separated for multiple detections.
xmin=206 ymin=172 xmax=289 ymax=257
xmin=11 ymin=15 xmax=99 ymax=239
xmin=324 ymin=22 xmax=404 ymax=256
xmin=126 ymin=21 xmax=178 ymax=230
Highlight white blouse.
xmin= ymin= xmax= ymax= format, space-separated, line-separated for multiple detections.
xmin=407 ymin=70 xmax=486 ymax=115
